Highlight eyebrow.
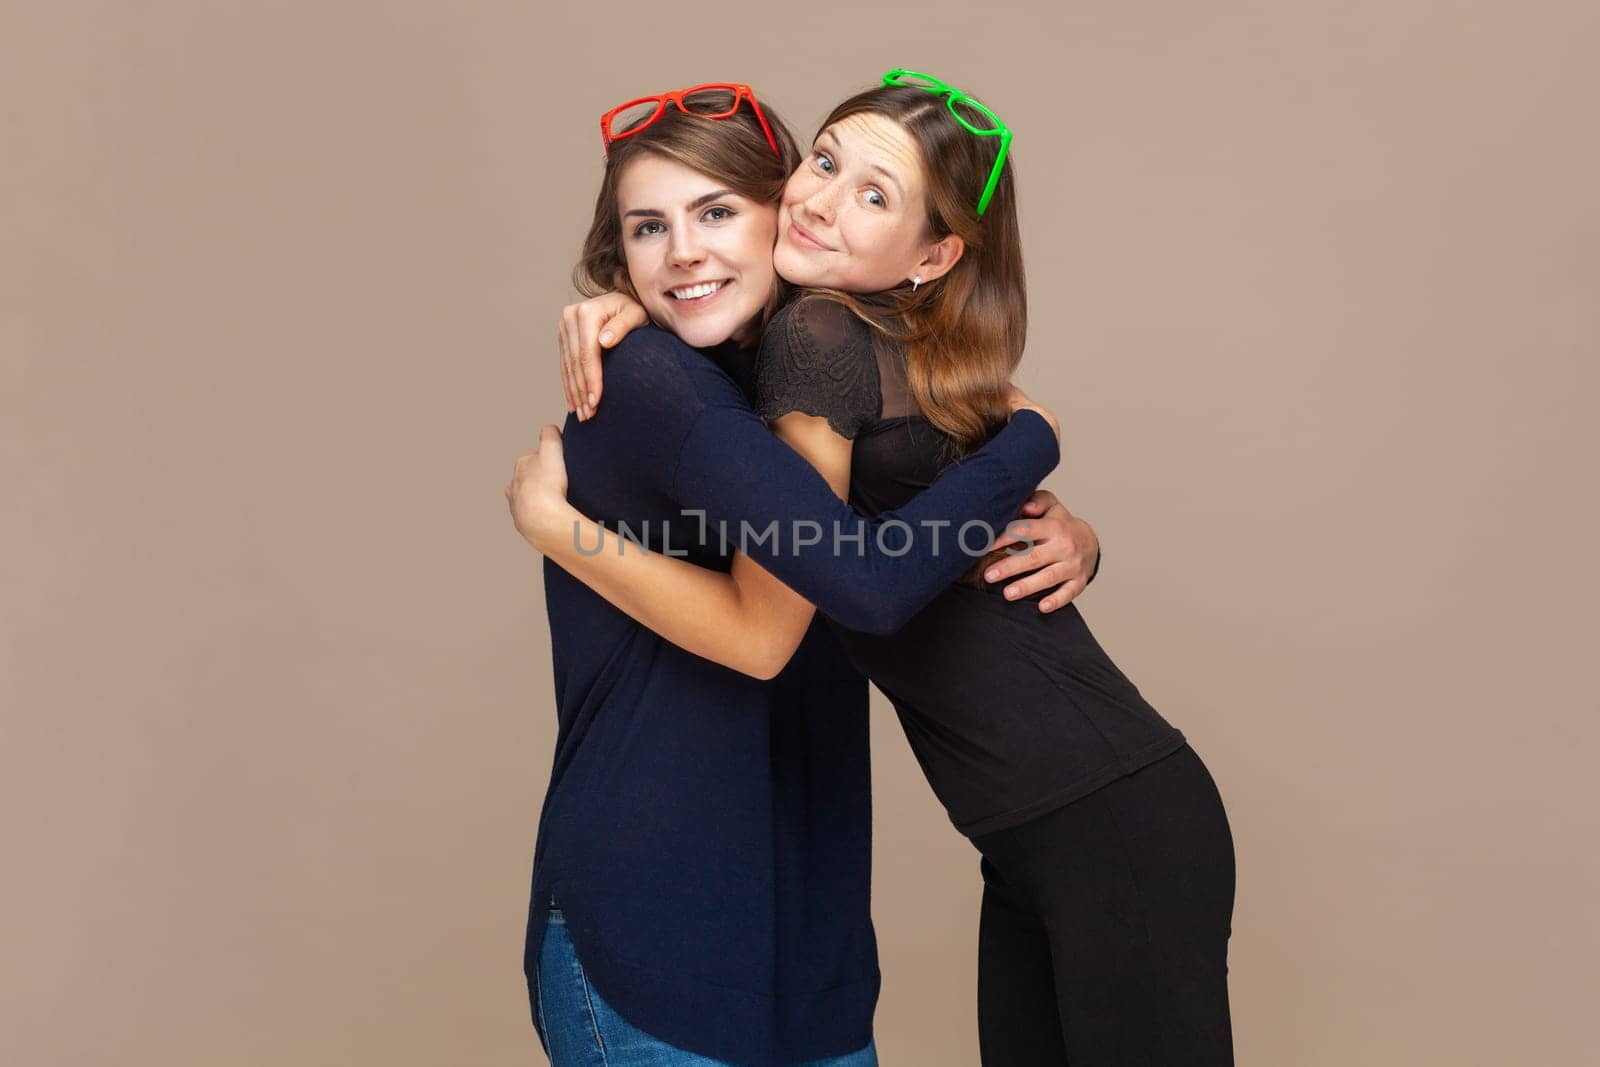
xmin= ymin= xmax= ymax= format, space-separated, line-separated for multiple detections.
xmin=815 ymin=130 xmax=905 ymax=197
xmin=866 ymin=163 xmax=905 ymax=197
xmin=622 ymin=188 xmax=738 ymax=219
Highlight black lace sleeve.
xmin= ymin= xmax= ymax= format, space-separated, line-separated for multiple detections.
xmin=754 ymin=297 xmax=881 ymax=440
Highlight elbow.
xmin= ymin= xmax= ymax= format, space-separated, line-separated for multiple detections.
xmin=742 ymin=630 xmax=808 ymax=682
xmin=720 ymin=646 xmax=782 ymax=681
xmin=742 ymin=652 xmax=784 ymax=682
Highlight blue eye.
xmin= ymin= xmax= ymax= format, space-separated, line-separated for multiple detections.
xmin=633 ymin=219 xmax=665 ymax=238
xmin=814 ymin=152 xmax=835 ymax=174
xmin=864 ymin=190 xmax=886 ymax=208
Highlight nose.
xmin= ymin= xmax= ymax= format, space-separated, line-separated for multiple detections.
xmin=800 ymin=182 xmax=840 ymax=227
xmin=666 ymin=224 xmax=706 ymax=269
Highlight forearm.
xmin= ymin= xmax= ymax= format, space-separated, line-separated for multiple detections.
xmin=537 ymin=506 xmax=811 ymax=680
xmin=677 ymin=407 xmax=1061 ymax=634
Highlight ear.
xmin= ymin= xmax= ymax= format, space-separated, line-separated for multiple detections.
xmin=911 ymin=233 xmax=966 ymax=285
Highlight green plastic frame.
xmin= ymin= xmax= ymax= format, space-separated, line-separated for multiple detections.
xmin=882 ymin=68 xmax=1012 ymax=217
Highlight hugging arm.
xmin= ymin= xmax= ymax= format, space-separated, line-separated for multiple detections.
xmin=556 ymin=292 xmax=1103 ymax=606
xmin=530 ymin=316 xmax=1049 ymax=676
xmin=541 ymin=396 xmax=1056 ymax=634
xmin=538 ymin=410 xmax=854 ymax=679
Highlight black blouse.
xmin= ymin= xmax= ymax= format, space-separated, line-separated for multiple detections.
xmin=756 ymin=294 xmax=962 ymax=521
xmin=755 ymin=298 xmax=1186 ymax=837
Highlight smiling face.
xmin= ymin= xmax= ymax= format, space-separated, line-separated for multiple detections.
xmin=773 ymin=112 xmax=959 ymax=293
xmin=616 ymin=153 xmax=780 ymax=348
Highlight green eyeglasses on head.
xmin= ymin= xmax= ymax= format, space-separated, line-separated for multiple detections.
xmin=882 ymin=68 xmax=1013 ymax=217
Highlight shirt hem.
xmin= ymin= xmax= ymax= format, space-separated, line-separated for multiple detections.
xmin=953 ymin=731 xmax=1188 ymax=838
xmin=527 ymin=879 xmax=880 ymax=1067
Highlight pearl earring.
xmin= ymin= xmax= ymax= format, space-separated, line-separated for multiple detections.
xmin=912 ymin=275 xmax=922 ymax=292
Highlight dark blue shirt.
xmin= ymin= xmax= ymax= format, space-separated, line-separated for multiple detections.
xmin=524 ymin=326 xmax=1058 ymax=1065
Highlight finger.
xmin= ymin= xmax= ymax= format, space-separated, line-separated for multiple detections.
xmin=556 ymin=321 xmax=573 ymax=413
xmin=566 ymin=307 xmax=592 ymax=415
xmin=1020 ymin=513 xmax=1073 ymax=547
xmin=1038 ymin=577 xmax=1086 ymax=613
xmin=998 ymin=561 xmax=1070 ymax=602
xmin=984 ymin=544 xmax=1051 ymax=584
xmin=588 ymin=302 xmax=648 ymax=409
xmin=565 ymin=314 xmax=591 ymax=420
xmin=576 ymin=307 xmax=611 ymax=415
xmin=561 ymin=310 xmax=582 ymax=413
xmin=601 ymin=299 xmax=650 ymax=347
xmin=986 ymin=520 xmax=1034 ymax=552
xmin=1016 ymin=488 xmax=1056 ymax=517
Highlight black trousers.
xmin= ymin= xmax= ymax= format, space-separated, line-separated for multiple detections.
xmin=972 ymin=744 xmax=1236 ymax=1066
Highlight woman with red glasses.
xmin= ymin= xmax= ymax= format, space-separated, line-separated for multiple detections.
xmin=507 ymin=84 xmax=1080 ymax=1066
xmin=514 ymin=73 xmax=1237 ymax=1065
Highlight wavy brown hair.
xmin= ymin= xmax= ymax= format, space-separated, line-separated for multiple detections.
xmin=804 ymin=84 xmax=1027 ymax=458
xmin=574 ymin=88 xmax=802 ymax=335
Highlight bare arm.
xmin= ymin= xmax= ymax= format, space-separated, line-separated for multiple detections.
xmin=532 ymin=414 xmax=853 ymax=680
xmin=557 ymin=301 xmax=1101 ymax=612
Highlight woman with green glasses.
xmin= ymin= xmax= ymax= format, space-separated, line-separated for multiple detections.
xmin=522 ymin=73 xmax=1234 ymax=1064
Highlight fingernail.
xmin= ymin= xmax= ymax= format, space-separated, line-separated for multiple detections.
xmin=1041 ymin=599 xmax=1053 ymax=610
xmin=599 ymin=332 xmax=613 ymax=344
xmin=1006 ymin=587 xmax=1018 ymax=599
xmin=587 ymin=392 xmax=597 ymax=406
xmin=985 ymin=569 xmax=999 ymax=582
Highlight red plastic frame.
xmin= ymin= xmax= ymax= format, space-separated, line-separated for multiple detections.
xmin=599 ymin=82 xmax=779 ymax=158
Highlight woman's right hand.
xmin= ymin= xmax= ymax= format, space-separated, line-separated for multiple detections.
xmin=1004 ymin=383 xmax=1061 ymax=446
xmin=505 ymin=424 xmax=574 ymax=553
xmin=559 ymin=292 xmax=648 ymax=421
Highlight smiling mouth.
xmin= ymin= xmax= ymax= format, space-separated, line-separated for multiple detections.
xmin=667 ymin=279 xmax=731 ymax=303
xmin=786 ymin=222 xmax=833 ymax=252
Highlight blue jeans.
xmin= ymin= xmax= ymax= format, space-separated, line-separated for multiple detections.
xmin=536 ymin=908 xmax=879 ymax=1066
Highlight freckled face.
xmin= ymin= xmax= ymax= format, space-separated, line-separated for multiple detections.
xmin=616 ymin=155 xmax=779 ymax=348
xmin=773 ymin=113 xmax=935 ymax=293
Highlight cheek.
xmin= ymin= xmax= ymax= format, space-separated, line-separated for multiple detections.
xmin=735 ymin=215 xmax=778 ymax=273
xmin=862 ymin=206 xmax=905 ymax=243
xmin=783 ymin=169 xmax=816 ymax=205
xmin=622 ymin=243 xmax=668 ymax=315
xmin=835 ymin=211 xmax=913 ymax=287
xmin=621 ymin=241 xmax=651 ymax=286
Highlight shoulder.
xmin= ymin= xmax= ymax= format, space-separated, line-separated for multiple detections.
xmin=755 ymin=296 xmax=880 ymax=439
xmin=605 ymin=324 xmax=699 ymax=378
xmin=603 ymin=325 xmax=745 ymax=411
xmin=765 ymin=295 xmax=874 ymax=361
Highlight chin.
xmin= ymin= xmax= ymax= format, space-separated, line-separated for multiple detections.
xmin=671 ymin=317 xmax=740 ymax=348
xmin=772 ymin=242 xmax=824 ymax=288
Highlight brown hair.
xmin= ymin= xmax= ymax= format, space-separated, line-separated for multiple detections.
xmin=800 ymin=85 xmax=1030 ymax=587
xmin=805 ymin=84 xmax=1028 ymax=457
xmin=574 ymin=88 xmax=802 ymax=332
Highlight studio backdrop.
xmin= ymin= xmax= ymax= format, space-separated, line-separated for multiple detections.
xmin=4 ymin=2 xmax=1597 ymax=1064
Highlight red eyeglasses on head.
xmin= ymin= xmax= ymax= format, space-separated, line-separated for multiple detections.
xmin=599 ymin=82 xmax=780 ymax=158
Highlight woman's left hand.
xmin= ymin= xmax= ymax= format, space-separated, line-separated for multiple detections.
xmin=984 ymin=490 xmax=1100 ymax=613
xmin=505 ymin=424 xmax=573 ymax=551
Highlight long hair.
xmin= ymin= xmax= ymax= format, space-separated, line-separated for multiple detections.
xmin=574 ymin=88 xmax=802 ymax=332
xmin=806 ymin=84 xmax=1027 ymax=457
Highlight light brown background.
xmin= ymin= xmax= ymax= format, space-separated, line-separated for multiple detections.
xmin=4 ymin=1 xmax=1597 ymax=1064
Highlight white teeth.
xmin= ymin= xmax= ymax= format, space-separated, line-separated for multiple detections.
xmin=669 ymin=280 xmax=725 ymax=300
